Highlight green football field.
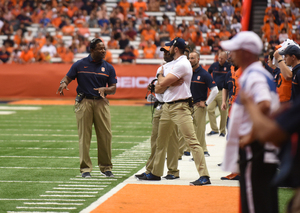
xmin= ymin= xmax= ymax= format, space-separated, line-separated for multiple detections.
xmin=0 ymin=104 xmax=294 ymax=213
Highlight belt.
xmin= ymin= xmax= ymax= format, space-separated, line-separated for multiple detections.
xmin=167 ymin=98 xmax=190 ymax=104
xmin=85 ymin=95 xmax=102 ymax=100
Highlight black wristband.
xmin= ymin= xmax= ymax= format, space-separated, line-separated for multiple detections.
xmin=205 ymin=102 xmax=208 ymax=106
xmin=156 ymin=73 xmax=162 ymax=78
xmin=278 ymin=59 xmax=284 ymax=64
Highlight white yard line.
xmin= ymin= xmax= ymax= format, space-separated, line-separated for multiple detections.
xmin=0 ymin=107 xmax=41 ymax=110
xmin=23 ymin=202 xmax=83 ymax=206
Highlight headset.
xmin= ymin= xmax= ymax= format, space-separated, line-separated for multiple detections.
xmin=90 ymin=38 xmax=103 ymax=50
xmin=145 ymin=79 xmax=157 ymax=99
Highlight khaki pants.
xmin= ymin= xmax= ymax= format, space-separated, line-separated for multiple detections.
xmin=178 ymin=105 xmax=208 ymax=157
xmin=152 ymin=102 xmax=209 ymax=177
xmin=76 ymin=98 xmax=112 ymax=174
xmin=145 ymin=107 xmax=179 ymax=177
xmin=207 ymin=90 xmax=228 ymax=134
xmin=288 ymin=187 xmax=300 ymax=213
xmin=193 ymin=105 xmax=208 ymax=152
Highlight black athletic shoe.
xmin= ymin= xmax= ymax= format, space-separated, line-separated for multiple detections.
xmin=183 ymin=151 xmax=191 ymax=156
xmin=204 ymin=151 xmax=210 ymax=157
xmin=135 ymin=173 xmax=146 ymax=179
xmin=207 ymin=131 xmax=219 ymax=136
xmin=190 ymin=176 xmax=211 ymax=186
xmin=219 ymin=133 xmax=226 ymax=137
xmin=102 ymin=171 xmax=114 ymax=177
xmin=82 ymin=172 xmax=91 ymax=178
xmin=162 ymin=174 xmax=179 ymax=180
xmin=138 ymin=173 xmax=161 ymax=180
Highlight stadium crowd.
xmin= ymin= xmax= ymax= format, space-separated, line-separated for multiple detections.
xmin=0 ymin=0 xmax=299 ymax=64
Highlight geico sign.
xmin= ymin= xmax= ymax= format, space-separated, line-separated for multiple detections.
xmin=117 ymin=76 xmax=156 ymax=88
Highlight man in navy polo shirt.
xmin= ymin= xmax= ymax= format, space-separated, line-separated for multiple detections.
xmin=56 ymin=38 xmax=117 ymax=178
xmin=277 ymin=45 xmax=300 ymax=100
xmin=189 ymin=51 xmax=218 ymax=156
xmin=207 ymin=51 xmax=231 ymax=137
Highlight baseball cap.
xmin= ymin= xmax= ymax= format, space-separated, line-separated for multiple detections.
xmin=165 ymin=37 xmax=186 ymax=50
xmin=279 ymin=45 xmax=300 ymax=57
xmin=160 ymin=46 xmax=170 ymax=52
xmin=220 ymin=31 xmax=263 ymax=55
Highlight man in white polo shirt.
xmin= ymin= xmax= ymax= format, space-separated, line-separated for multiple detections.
xmin=142 ymin=37 xmax=210 ymax=186
xmin=221 ymin=31 xmax=280 ymax=213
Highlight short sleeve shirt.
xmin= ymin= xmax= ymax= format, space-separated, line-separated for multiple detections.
xmin=67 ymin=55 xmax=117 ymax=96
xmin=163 ymin=55 xmax=192 ymax=102
xmin=191 ymin=65 xmax=216 ymax=102
xmin=208 ymin=61 xmax=231 ymax=90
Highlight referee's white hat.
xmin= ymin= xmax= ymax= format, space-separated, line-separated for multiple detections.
xmin=220 ymin=31 xmax=263 ymax=55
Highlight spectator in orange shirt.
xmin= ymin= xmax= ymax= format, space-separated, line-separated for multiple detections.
xmin=141 ymin=23 xmax=156 ymax=41
xmin=35 ymin=32 xmax=46 ymax=49
xmin=107 ymin=35 xmax=119 ymax=49
xmin=13 ymin=29 xmax=23 ymax=47
xmin=200 ymin=39 xmax=212 ymax=55
xmin=191 ymin=29 xmax=203 ymax=46
xmin=67 ymin=2 xmax=78 ymax=18
xmin=206 ymin=25 xmax=219 ymax=44
xmin=105 ymin=49 xmax=113 ymax=64
xmin=176 ymin=0 xmax=190 ymax=16
xmin=19 ymin=46 xmax=35 ymax=63
xmin=218 ymin=26 xmax=231 ymax=40
xmin=143 ymin=40 xmax=156 ymax=59
xmin=119 ymin=0 xmax=130 ymax=17
xmin=60 ymin=47 xmax=74 ymax=63
xmin=161 ymin=17 xmax=175 ymax=39
xmin=131 ymin=46 xmax=139 ymax=59
xmin=77 ymin=22 xmax=90 ymax=38
xmin=133 ymin=0 xmax=147 ymax=14
xmin=62 ymin=18 xmax=75 ymax=36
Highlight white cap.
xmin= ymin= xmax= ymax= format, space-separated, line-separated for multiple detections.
xmin=220 ymin=31 xmax=263 ymax=55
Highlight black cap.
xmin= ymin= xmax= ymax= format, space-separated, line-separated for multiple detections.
xmin=279 ymin=45 xmax=300 ymax=58
xmin=165 ymin=37 xmax=186 ymax=50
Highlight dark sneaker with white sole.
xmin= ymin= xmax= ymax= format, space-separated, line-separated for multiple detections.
xmin=135 ymin=173 xmax=146 ymax=179
xmin=102 ymin=171 xmax=114 ymax=177
xmin=138 ymin=173 xmax=161 ymax=180
xmin=163 ymin=175 xmax=179 ymax=180
xmin=190 ymin=176 xmax=211 ymax=186
xmin=82 ymin=172 xmax=91 ymax=178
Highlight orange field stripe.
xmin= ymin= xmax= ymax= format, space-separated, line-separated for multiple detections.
xmin=91 ymin=184 xmax=239 ymax=213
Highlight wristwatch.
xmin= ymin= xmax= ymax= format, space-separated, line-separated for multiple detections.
xmin=60 ymin=81 xmax=67 ymax=85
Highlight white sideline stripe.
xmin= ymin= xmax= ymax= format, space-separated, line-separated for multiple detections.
xmin=81 ymin=137 xmax=151 ymax=213
xmin=53 ymin=188 xmax=104 ymax=190
xmin=0 ymin=199 xmax=85 ymax=201
xmin=0 ymin=106 xmax=41 ymax=110
xmin=40 ymin=195 xmax=96 ymax=198
xmin=16 ymin=207 xmax=76 ymax=210
xmin=3 ymin=147 xmax=139 ymax=152
xmin=23 ymin=202 xmax=83 ymax=206
xmin=0 ymin=111 xmax=15 ymax=115
xmin=45 ymin=191 xmax=99 ymax=194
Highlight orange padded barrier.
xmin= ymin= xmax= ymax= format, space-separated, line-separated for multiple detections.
xmin=1 ymin=64 xmax=210 ymax=99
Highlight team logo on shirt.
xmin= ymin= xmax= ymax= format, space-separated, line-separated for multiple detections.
xmin=102 ymin=67 xmax=105 ymax=72
xmin=84 ymin=66 xmax=88 ymax=68
xmin=197 ymin=76 xmax=201 ymax=80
